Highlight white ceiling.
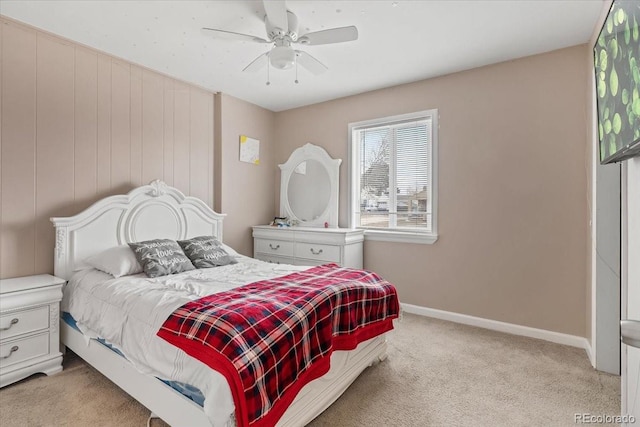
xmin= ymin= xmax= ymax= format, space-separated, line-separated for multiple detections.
xmin=1 ymin=0 xmax=604 ymax=112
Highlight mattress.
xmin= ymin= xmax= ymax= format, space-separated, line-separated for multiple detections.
xmin=62 ymin=256 xmax=308 ymax=427
xmin=61 ymin=311 xmax=206 ymax=407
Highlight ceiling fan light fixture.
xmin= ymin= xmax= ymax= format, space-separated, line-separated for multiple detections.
xmin=269 ymin=46 xmax=296 ymax=70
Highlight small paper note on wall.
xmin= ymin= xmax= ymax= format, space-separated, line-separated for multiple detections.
xmin=239 ymin=135 xmax=260 ymax=165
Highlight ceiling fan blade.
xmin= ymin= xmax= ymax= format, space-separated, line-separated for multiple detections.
xmin=263 ymin=0 xmax=288 ymax=32
xmin=295 ymin=51 xmax=328 ymax=75
xmin=202 ymin=27 xmax=269 ymax=44
xmin=297 ymin=26 xmax=358 ymax=46
xmin=242 ymin=52 xmax=269 ymax=73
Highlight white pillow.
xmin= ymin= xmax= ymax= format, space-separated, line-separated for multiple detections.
xmin=84 ymin=245 xmax=143 ymax=278
xmin=221 ymin=243 xmax=241 ymax=258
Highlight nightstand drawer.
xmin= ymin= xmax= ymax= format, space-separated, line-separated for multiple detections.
xmin=0 ymin=306 xmax=49 ymax=341
xmin=0 ymin=274 xmax=63 ymax=387
xmin=0 ymin=333 xmax=49 ymax=368
xmin=294 ymin=242 xmax=340 ymax=263
xmin=255 ymin=239 xmax=294 ymax=257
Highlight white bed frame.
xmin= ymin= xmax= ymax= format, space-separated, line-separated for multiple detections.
xmin=51 ymin=180 xmax=388 ymax=427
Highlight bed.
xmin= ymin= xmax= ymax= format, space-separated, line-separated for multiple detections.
xmin=51 ymin=180 xmax=397 ymax=427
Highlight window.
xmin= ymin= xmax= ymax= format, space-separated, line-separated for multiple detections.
xmin=349 ymin=110 xmax=438 ymax=244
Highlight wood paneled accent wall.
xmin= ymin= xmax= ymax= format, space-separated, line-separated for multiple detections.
xmin=0 ymin=18 xmax=214 ymax=279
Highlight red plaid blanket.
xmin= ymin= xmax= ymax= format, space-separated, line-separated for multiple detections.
xmin=157 ymin=263 xmax=400 ymax=427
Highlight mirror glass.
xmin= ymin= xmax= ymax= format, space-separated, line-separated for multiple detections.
xmin=287 ymin=160 xmax=331 ymax=222
xmin=279 ymin=143 xmax=340 ymax=227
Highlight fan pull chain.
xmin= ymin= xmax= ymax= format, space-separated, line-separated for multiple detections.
xmin=295 ymin=54 xmax=299 ymax=84
xmin=266 ymin=62 xmax=271 ymax=86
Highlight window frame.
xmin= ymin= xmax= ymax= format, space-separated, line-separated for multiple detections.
xmin=348 ymin=109 xmax=439 ymax=245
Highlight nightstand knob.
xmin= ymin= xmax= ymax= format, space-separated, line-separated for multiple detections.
xmin=1 ymin=346 xmax=19 ymax=359
xmin=0 ymin=318 xmax=19 ymax=331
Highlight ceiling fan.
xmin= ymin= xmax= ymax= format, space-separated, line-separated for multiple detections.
xmin=202 ymin=0 xmax=358 ymax=79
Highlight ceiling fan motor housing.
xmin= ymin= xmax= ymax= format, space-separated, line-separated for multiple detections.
xmin=266 ymin=10 xmax=299 ymax=42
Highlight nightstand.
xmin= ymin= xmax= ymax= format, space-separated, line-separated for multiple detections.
xmin=0 ymin=274 xmax=64 ymax=387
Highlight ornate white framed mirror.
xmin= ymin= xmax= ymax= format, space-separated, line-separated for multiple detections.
xmin=279 ymin=143 xmax=341 ymax=227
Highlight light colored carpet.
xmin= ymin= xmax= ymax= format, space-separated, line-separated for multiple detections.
xmin=0 ymin=313 xmax=619 ymax=427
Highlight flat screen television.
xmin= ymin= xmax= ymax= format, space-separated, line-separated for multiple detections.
xmin=594 ymin=0 xmax=640 ymax=164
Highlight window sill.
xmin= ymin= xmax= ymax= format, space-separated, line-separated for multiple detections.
xmin=362 ymin=229 xmax=438 ymax=245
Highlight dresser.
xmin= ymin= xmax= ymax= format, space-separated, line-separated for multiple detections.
xmin=0 ymin=274 xmax=64 ymax=387
xmin=252 ymin=226 xmax=364 ymax=268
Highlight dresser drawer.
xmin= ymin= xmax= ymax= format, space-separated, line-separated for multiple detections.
xmin=0 ymin=306 xmax=49 ymax=341
xmin=294 ymin=242 xmax=340 ymax=263
xmin=255 ymin=239 xmax=294 ymax=257
xmin=0 ymin=333 xmax=49 ymax=368
xmin=255 ymin=254 xmax=293 ymax=265
xmin=293 ymin=258 xmax=327 ymax=267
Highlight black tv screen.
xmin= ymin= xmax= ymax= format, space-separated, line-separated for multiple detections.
xmin=594 ymin=0 xmax=640 ymax=164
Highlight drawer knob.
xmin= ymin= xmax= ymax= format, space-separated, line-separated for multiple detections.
xmin=1 ymin=346 xmax=19 ymax=360
xmin=269 ymin=244 xmax=280 ymax=250
xmin=0 ymin=318 xmax=19 ymax=331
xmin=310 ymin=248 xmax=324 ymax=255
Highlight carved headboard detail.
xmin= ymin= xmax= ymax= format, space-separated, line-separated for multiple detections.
xmin=50 ymin=180 xmax=225 ymax=280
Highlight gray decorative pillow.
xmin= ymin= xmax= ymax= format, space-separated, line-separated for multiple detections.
xmin=128 ymin=239 xmax=195 ymax=278
xmin=177 ymin=236 xmax=237 ymax=268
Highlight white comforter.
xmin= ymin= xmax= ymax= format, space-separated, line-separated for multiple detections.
xmin=62 ymin=255 xmax=307 ymax=427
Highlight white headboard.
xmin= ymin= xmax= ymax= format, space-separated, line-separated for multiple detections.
xmin=50 ymin=180 xmax=225 ymax=280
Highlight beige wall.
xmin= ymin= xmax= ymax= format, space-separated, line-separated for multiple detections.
xmin=0 ymin=18 xmax=214 ymax=279
xmin=275 ymin=45 xmax=590 ymax=336
xmin=215 ymin=94 xmax=277 ymax=256
xmin=0 ymin=15 xmax=592 ymax=338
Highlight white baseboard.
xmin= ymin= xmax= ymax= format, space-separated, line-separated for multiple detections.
xmin=401 ymin=303 xmax=592 ymax=355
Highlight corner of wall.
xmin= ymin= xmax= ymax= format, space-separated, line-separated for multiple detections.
xmin=587 ymin=0 xmax=615 ymax=370
xmin=215 ymin=93 xmax=279 ymax=256
xmin=214 ymin=94 xmax=223 ymax=212
xmin=586 ymin=41 xmax=595 ymax=358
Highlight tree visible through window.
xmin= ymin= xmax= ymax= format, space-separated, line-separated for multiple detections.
xmin=350 ymin=110 xmax=438 ymax=242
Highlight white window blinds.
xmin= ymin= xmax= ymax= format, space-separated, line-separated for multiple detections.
xmin=352 ymin=113 xmax=435 ymax=234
